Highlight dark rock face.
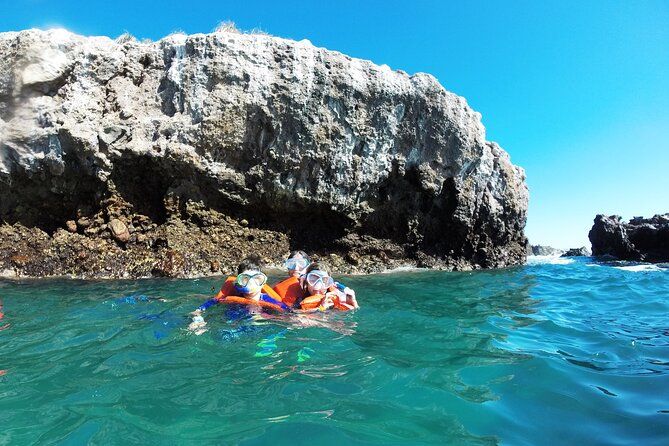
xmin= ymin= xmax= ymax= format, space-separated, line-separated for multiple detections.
xmin=560 ymin=247 xmax=591 ymax=257
xmin=527 ymin=245 xmax=563 ymax=256
xmin=0 ymin=29 xmax=528 ymax=278
xmin=589 ymin=214 xmax=669 ymax=262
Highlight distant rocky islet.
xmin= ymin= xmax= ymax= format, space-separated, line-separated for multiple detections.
xmin=527 ymin=245 xmax=563 ymax=256
xmin=527 ymin=214 xmax=668 ymax=263
xmin=589 ymin=214 xmax=669 ymax=263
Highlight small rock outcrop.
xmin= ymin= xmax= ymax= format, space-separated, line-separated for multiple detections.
xmin=527 ymin=244 xmax=563 ymax=256
xmin=560 ymin=247 xmax=591 ymax=257
xmin=589 ymin=214 xmax=669 ymax=262
xmin=108 ymin=218 xmax=130 ymax=243
xmin=0 ymin=28 xmax=528 ymax=278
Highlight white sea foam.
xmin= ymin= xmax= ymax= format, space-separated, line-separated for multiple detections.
xmin=380 ymin=265 xmax=423 ymax=274
xmin=526 ymin=256 xmax=574 ymax=265
xmin=613 ymin=264 xmax=665 ymax=272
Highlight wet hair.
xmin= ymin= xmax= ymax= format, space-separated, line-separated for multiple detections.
xmin=237 ymin=255 xmax=262 ymax=274
xmin=288 ymin=250 xmax=310 ymax=262
xmin=304 ymin=262 xmax=321 ymax=274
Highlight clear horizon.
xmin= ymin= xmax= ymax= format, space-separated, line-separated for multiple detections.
xmin=2 ymin=0 xmax=667 ymax=250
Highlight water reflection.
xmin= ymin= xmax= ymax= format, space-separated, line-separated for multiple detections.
xmin=342 ymin=267 xmax=539 ymax=443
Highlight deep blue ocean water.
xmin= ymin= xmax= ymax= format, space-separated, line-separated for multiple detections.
xmin=1 ymin=257 xmax=668 ymax=445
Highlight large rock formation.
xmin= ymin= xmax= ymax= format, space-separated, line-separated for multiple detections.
xmin=589 ymin=214 xmax=669 ymax=263
xmin=0 ymin=28 xmax=528 ymax=278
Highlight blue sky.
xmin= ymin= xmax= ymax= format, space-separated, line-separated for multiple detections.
xmin=2 ymin=0 xmax=668 ymax=248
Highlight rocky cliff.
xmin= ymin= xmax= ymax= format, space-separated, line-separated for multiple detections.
xmin=589 ymin=214 xmax=669 ymax=263
xmin=0 ymin=28 xmax=528 ymax=278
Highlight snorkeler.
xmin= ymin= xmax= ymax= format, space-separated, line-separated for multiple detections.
xmin=273 ymin=250 xmax=311 ymax=307
xmin=188 ymin=257 xmax=289 ymax=335
xmin=293 ymin=263 xmax=359 ymax=311
xmin=273 ymin=253 xmax=359 ymax=311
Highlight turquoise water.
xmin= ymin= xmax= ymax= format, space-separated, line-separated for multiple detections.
xmin=1 ymin=258 xmax=668 ymax=445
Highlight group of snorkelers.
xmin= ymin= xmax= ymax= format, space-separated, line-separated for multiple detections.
xmin=188 ymin=251 xmax=358 ymax=334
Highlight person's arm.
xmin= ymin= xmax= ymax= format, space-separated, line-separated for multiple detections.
xmin=259 ymin=294 xmax=292 ymax=312
xmin=188 ymin=288 xmax=227 ymax=335
xmin=195 ymin=298 xmax=219 ymax=312
xmin=333 ymin=281 xmax=358 ymax=309
xmin=190 ymin=287 xmax=227 ymax=315
xmin=188 ymin=307 xmax=208 ymax=334
xmin=293 ymin=293 xmax=336 ymax=313
xmin=188 ymin=278 xmax=232 ymax=335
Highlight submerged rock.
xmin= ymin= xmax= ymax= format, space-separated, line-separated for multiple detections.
xmin=0 ymin=28 xmax=528 ymax=278
xmin=589 ymin=214 xmax=669 ymax=263
xmin=560 ymin=247 xmax=591 ymax=257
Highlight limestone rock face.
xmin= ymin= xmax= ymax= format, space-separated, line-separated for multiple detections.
xmin=0 ymin=28 xmax=528 ymax=277
xmin=589 ymin=214 xmax=669 ymax=262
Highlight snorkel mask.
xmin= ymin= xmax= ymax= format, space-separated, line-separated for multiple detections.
xmin=284 ymin=256 xmax=310 ymax=274
xmin=234 ymin=270 xmax=267 ymax=296
xmin=305 ymin=270 xmax=334 ymax=293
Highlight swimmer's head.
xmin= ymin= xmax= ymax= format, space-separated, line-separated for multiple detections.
xmin=235 ymin=256 xmax=266 ymax=297
xmin=301 ymin=263 xmax=333 ymax=295
xmin=284 ymin=250 xmax=310 ymax=278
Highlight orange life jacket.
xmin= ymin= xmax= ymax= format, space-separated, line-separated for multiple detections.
xmin=274 ymin=277 xmax=355 ymax=312
xmin=273 ymin=276 xmax=304 ymax=307
xmin=297 ymin=292 xmax=355 ymax=311
xmin=215 ymin=276 xmax=283 ymax=303
xmin=298 ymin=294 xmax=324 ymax=310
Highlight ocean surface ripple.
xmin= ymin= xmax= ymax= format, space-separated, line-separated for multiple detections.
xmin=1 ymin=258 xmax=668 ymax=445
